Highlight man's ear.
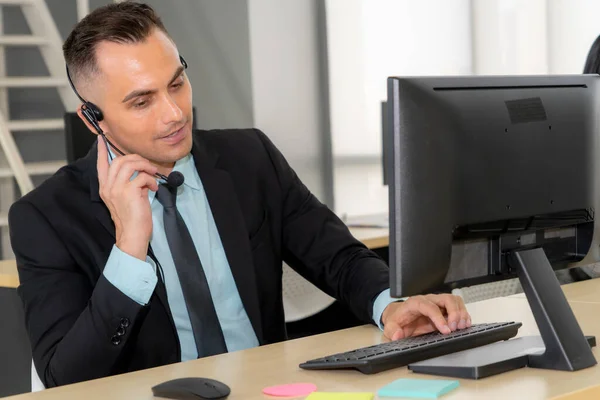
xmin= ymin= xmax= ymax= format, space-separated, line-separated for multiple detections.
xmin=76 ymin=106 xmax=105 ymax=135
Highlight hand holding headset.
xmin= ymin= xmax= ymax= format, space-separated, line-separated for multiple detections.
xmin=65 ymin=56 xmax=189 ymax=188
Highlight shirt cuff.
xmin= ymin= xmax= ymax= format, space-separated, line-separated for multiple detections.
xmin=372 ymin=288 xmax=407 ymax=330
xmin=103 ymin=245 xmax=158 ymax=305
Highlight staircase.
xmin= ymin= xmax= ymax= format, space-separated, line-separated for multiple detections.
xmin=0 ymin=0 xmax=86 ymax=258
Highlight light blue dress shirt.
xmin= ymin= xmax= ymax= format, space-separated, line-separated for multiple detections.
xmin=102 ymin=151 xmax=397 ymax=361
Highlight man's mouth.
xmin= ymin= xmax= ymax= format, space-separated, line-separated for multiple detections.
xmin=161 ymin=124 xmax=186 ymax=139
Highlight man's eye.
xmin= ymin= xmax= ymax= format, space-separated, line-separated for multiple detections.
xmin=133 ymin=99 xmax=149 ymax=108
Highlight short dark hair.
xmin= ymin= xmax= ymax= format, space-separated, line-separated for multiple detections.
xmin=584 ymin=34 xmax=600 ymax=74
xmin=63 ymin=1 xmax=170 ymax=86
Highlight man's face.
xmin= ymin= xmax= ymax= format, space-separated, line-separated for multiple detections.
xmin=85 ymin=29 xmax=193 ymax=169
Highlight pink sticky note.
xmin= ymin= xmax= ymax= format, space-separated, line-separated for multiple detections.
xmin=262 ymin=383 xmax=318 ymax=397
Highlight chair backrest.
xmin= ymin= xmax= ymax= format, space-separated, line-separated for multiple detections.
xmin=451 ymin=278 xmax=522 ymax=304
xmin=64 ymin=107 xmax=199 ymax=163
xmin=0 ymin=288 xmax=31 ymax=396
xmin=31 ymin=360 xmax=44 ymax=392
xmin=281 ymin=263 xmax=335 ymax=322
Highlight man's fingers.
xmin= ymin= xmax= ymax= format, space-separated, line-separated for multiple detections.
xmin=392 ymin=329 xmax=406 ymax=341
xmin=448 ymin=295 xmax=470 ymax=329
xmin=429 ymin=294 xmax=461 ymax=331
xmin=415 ymin=298 xmax=451 ymax=334
xmin=112 ymin=160 xmax=158 ymax=187
xmin=383 ymin=318 xmax=408 ymax=341
xmin=106 ymin=156 xmax=157 ymax=189
xmin=96 ymin=141 xmax=159 ymax=195
xmin=410 ymin=317 xmax=437 ymax=337
xmin=383 ymin=319 xmax=401 ymax=341
xmin=428 ymin=294 xmax=472 ymax=331
xmin=456 ymin=296 xmax=471 ymax=328
xmin=129 ymin=173 xmax=159 ymax=193
xmin=381 ymin=296 xmax=471 ymax=343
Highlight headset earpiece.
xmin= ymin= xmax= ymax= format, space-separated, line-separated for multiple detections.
xmin=81 ymin=103 xmax=103 ymax=134
xmin=86 ymin=102 xmax=104 ymax=121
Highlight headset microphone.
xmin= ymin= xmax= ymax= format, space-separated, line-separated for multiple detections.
xmin=66 ymin=56 xmax=189 ymax=189
xmin=165 ymin=171 xmax=184 ymax=188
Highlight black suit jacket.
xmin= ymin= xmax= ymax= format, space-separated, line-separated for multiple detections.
xmin=9 ymin=128 xmax=390 ymax=387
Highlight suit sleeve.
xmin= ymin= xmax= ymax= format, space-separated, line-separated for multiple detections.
xmin=254 ymin=129 xmax=391 ymax=324
xmin=9 ymin=200 xmax=151 ymax=388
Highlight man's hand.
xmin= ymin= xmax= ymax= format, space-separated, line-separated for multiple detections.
xmin=381 ymin=294 xmax=471 ymax=341
xmin=97 ymin=137 xmax=159 ymax=260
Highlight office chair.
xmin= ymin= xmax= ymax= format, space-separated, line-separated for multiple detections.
xmin=452 ymin=279 xmax=523 ymax=304
xmin=452 ymin=263 xmax=600 ymax=304
xmin=64 ymin=107 xmax=198 ymax=163
xmin=282 ymin=263 xmax=335 ymax=322
xmin=0 ymin=288 xmax=32 ymax=396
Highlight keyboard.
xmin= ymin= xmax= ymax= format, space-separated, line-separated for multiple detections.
xmin=300 ymin=322 xmax=522 ymax=374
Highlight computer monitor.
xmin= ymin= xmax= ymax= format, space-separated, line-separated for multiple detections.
xmin=382 ymin=101 xmax=389 ymax=186
xmin=387 ymin=74 xmax=599 ymax=371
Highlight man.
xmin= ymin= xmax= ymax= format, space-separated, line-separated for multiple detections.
xmin=9 ymin=2 xmax=470 ymax=388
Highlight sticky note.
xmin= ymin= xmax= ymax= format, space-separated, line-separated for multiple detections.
xmin=377 ymin=378 xmax=459 ymax=398
xmin=262 ymin=382 xmax=317 ymax=397
xmin=305 ymin=393 xmax=374 ymax=400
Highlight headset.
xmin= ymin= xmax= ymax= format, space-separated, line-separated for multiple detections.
xmin=65 ymin=55 xmax=189 ymax=188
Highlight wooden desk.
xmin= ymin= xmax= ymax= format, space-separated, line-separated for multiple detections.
xmin=0 ymin=273 xmax=18 ymax=288
xmin=349 ymin=227 xmax=389 ymax=250
xmin=7 ymin=279 xmax=600 ymax=399
xmin=0 ymin=259 xmax=16 ymax=275
xmin=0 ymin=259 xmax=17 ymax=288
xmin=553 ymin=384 xmax=600 ymax=399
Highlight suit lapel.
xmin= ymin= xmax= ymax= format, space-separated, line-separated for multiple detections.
xmin=91 ymin=202 xmax=115 ymax=239
xmin=191 ymin=135 xmax=265 ymax=344
xmin=85 ymin=143 xmax=117 ymax=241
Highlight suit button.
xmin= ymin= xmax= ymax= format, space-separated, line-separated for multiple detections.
xmin=111 ymin=335 xmax=121 ymax=346
xmin=120 ymin=318 xmax=130 ymax=328
xmin=117 ymin=327 xmax=126 ymax=336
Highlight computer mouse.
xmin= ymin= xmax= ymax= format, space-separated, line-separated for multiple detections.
xmin=151 ymin=377 xmax=230 ymax=399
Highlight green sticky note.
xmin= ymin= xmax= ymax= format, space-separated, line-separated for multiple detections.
xmin=305 ymin=392 xmax=374 ymax=400
xmin=378 ymin=378 xmax=459 ymax=398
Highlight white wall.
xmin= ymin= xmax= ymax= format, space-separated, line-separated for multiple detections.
xmin=547 ymin=0 xmax=600 ymax=74
xmin=326 ymin=0 xmax=471 ymax=218
xmin=248 ymin=0 xmax=328 ymax=202
xmin=471 ymin=0 xmax=548 ymax=75
xmin=472 ymin=0 xmax=600 ymax=76
xmin=326 ymin=0 xmax=600 ymax=219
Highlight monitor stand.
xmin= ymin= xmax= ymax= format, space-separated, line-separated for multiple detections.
xmin=408 ymin=247 xmax=597 ymax=378
xmin=511 ymin=248 xmax=596 ymax=370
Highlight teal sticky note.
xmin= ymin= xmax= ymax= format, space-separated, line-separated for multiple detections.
xmin=377 ymin=378 xmax=459 ymax=398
